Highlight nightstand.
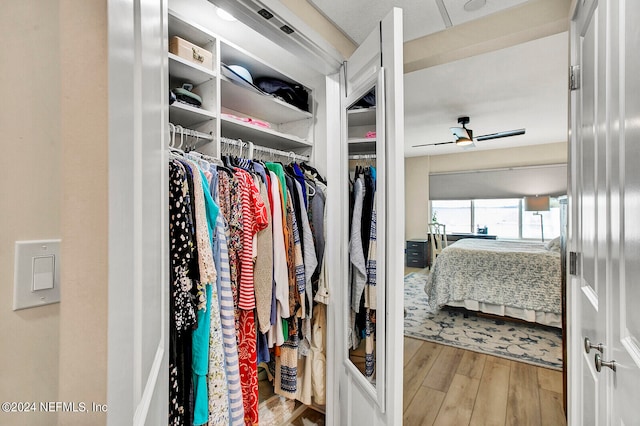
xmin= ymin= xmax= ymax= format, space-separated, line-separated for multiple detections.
xmin=406 ymin=239 xmax=428 ymax=268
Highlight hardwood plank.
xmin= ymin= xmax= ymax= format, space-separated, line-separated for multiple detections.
xmin=259 ymin=395 xmax=298 ymax=425
xmin=404 ymin=337 xmax=423 ymax=367
xmin=537 ymin=367 xmax=563 ymax=394
xmin=403 ymin=341 xmax=443 ymax=410
xmin=287 ymin=406 xmax=325 ymax=425
xmin=506 ymin=362 xmax=542 ymax=426
xmin=402 ymin=337 xmax=566 ymax=426
xmin=539 ymin=389 xmax=566 ymax=426
xmin=485 ymin=354 xmax=512 ymax=368
xmin=469 ymin=360 xmax=511 ymax=426
xmin=433 ymin=374 xmax=481 ymax=426
xmin=403 ymin=386 xmax=446 ymax=426
xmin=457 ymin=350 xmax=487 ymax=379
xmin=423 ymin=345 xmax=464 ymax=393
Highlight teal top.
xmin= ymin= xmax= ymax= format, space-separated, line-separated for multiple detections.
xmin=192 ymin=168 xmax=220 ymax=425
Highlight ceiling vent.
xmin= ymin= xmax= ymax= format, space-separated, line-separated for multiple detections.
xmin=280 ymin=25 xmax=294 ymax=35
xmin=208 ymin=0 xmax=343 ymax=74
xmin=257 ymin=8 xmax=273 ymax=20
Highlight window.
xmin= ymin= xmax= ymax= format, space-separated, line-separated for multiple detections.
xmin=431 ymin=198 xmax=563 ymax=240
xmin=475 ymin=199 xmax=520 ymax=238
xmin=430 ymin=200 xmax=471 ymax=234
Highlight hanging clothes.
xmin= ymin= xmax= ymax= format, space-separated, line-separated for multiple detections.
xmin=183 ymin=161 xmax=227 ymax=426
xmin=169 ymin=159 xmax=199 ymax=426
xmin=253 ymin=175 xmax=274 ymax=333
xmin=212 ymin=216 xmax=245 ymax=426
xmin=234 ymin=168 xmax=268 ymax=426
xmin=267 ymin=169 xmax=288 ymax=348
xmin=169 ymin=149 xmax=329 ymax=425
xmin=348 ymin=165 xmax=377 ymax=380
xmin=349 ymin=176 xmax=367 ymax=351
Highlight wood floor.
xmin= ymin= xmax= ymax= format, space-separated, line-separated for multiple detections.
xmin=257 ymin=338 xmax=565 ymax=425
xmin=259 ymin=264 xmax=565 ymax=425
xmin=403 ymin=337 xmax=566 ymax=426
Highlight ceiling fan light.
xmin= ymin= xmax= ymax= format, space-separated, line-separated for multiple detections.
xmin=455 ymin=137 xmax=474 ymax=146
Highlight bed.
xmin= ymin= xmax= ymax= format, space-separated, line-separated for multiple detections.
xmin=423 ymin=238 xmax=562 ymax=328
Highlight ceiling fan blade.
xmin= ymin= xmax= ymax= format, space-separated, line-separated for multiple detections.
xmin=450 ymin=126 xmax=466 ymax=138
xmin=412 ymin=140 xmax=454 ymax=147
xmin=476 ymin=128 xmax=526 ymax=141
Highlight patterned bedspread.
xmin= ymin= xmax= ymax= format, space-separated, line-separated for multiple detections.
xmin=424 ymin=239 xmax=562 ymax=314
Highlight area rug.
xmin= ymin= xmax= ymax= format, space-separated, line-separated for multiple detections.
xmin=404 ymin=273 xmax=563 ymax=370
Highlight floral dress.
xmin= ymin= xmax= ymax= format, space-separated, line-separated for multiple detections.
xmin=169 ymin=159 xmax=199 ymax=425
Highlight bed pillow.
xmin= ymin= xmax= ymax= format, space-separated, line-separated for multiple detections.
xmin=545 ymin=236 xmax=561 ymax=252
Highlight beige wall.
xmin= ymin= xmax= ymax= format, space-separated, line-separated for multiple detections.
xmin=0 ymin=1 xmax=108 ymax=424
xmin=0 ymin=1 xmax=61 ymax=425
xmin=405 ymin=142 xmax=568 ymax=239
xmin=57 ymin=0 xmax=109 ymax=424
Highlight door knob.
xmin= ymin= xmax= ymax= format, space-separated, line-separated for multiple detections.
xmin=595 ymin=353 xmax=616 ymax=372
xmin=584 ymin=337 xmax=603 ymax=354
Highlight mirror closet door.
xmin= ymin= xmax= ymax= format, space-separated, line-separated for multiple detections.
xmin=345 ymin=69 xmax=386 ymax=405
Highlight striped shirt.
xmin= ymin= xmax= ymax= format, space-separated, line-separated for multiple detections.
xmin=214 ymin=216 xmax=245 ymax=425
xmin=235 ymin=169 xmax=268 ymax=310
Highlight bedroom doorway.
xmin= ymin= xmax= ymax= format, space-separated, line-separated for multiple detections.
xmin=402 ymin=25 xmax=568 ymax=426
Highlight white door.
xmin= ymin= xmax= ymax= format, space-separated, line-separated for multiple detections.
xmin=569 ymin=0 xmax=640 ymax=424
xmin=333 ymin=8 xmax=405 ymax=426
xmin=107 ymin=0 xmax=169 ymax=424
xmin=610 ymin=0 xmax=640 ymax=422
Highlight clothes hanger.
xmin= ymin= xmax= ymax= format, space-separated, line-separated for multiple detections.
xmin=175 ymin=125 xmax=184 ymax=150
xmin=168 ymin=123 xmax=185 ymax=156
xmin=168 ymin=123 xmax=175 ymax=148
xmin=305 ymin=180 xmax=316 ymax=197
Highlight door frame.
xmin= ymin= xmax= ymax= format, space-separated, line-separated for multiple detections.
xmin=107 ymin=0 xmax=170 ymax=423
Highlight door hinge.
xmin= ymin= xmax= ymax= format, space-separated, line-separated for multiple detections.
xmin=569 ymin=251 xmax=579 ymax=275
xmin=570 ymin=65 xmax=580 ymax=91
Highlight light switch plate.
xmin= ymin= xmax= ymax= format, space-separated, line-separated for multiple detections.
xmin=13 ymin=239 xmax=61 ymax=310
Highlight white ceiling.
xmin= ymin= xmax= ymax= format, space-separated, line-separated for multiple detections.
xmin=305 ymin=0 xmax=568 ymax=158
xmin=404 ymin=32 xmax=568 ymax=157
xmin=308 ymin=0 xmax=530 ymax=44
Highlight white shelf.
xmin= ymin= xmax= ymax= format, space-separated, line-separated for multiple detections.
xmin=169 ymin=102 xmax=217 ymax=127
xmin=347 ymin=107 xmax=376 ymax=127
xmin=168 ymin=10 xmax=216 ymax=49
xmin=348 ymin=138 xmax=376 ymax=155
xmin=221 ymin=116 xmax=312 ymax=151
xmin=168 ymin=53 xmax=215 ymax=85
xmin=168 ymin=9 xmax=315 ymax=154
xmin=348 ymin=138 xmax=377 ymax=144
xmin=220 ymin=42 xmax=301 ymax=86
xmin=220 ymin=77 xmax=312 ymax=125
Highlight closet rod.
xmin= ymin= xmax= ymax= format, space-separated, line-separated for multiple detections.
xmin=221 ymin=137 xmax=309 ymax=162
xmin=348 ymin=154 xmax=377 ymax=160
xmin=252 ymin=144 xmax=309 ymax=162
xmin=220 ymin=137 xmax=246 ymax=147
xmin=186 ymin=150 xmax=218 ymax=163
xmin=168 ymin=123 xmax=214 ymax=141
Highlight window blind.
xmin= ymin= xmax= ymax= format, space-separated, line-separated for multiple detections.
xmin=429 ymin=164 xmax=567 ymax=200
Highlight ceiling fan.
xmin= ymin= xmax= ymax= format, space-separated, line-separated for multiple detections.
xmin=412 ymin=116 xmax=526 ymax=148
